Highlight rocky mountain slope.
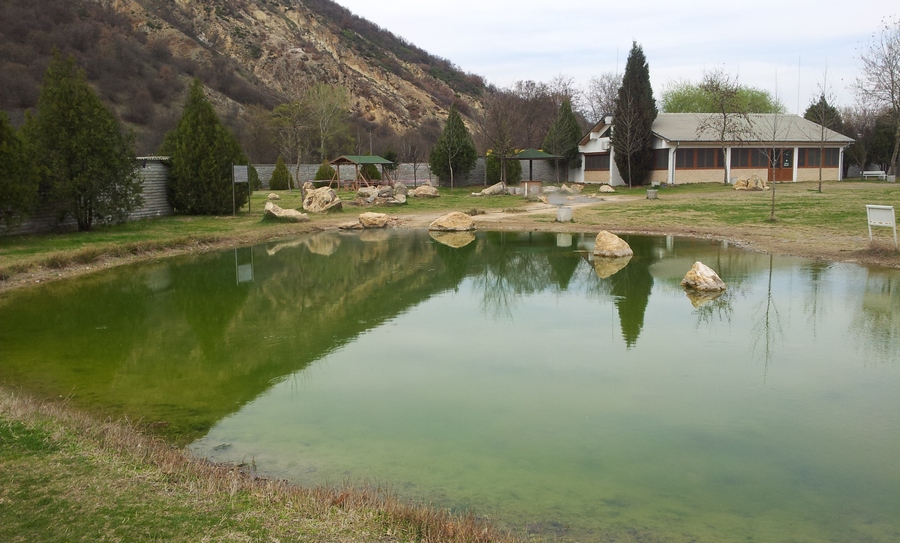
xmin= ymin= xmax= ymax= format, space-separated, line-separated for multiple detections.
xmin=0 ymin=0 xmax=486 ymax=155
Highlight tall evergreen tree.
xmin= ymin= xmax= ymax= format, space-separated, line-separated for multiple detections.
xmin=0 ymin=112 xmax=39 ymax=230
xmin=429 ymin=105 xmax=478 ymax=188
xmin=542 ymin=98 xmax=583 ymax=169
xmin=161 ymin=79 xmax=247 ymax=215
xmin=28 ymin=52 xmax=142 ymax=231
xmin=612 ymin=42 xmax=657 ymax=187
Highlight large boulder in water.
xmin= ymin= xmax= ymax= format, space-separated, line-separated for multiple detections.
xmin=358 ymin=212 xmax=391 ymax=228
xmin=681 ymin=261 xmax=727 ymax=291
xmin=429 ymin=211 xmax=475 ymax=231
xmin=593 ymin=231 xmax=633 ymax=257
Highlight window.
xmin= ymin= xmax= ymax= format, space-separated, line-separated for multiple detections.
xmin=676 ymin=149 xmax=694 ymax=168
xmin=652 ymin=149 xmax=669 ymax=170
xmin=585 ymin=153 xmax=610 ymax=171
xmin=799 ymin=148 xmax=840 ymax=168
xmin=730 ymin=148 xmax=767 ymax=168
xmin=676 ymin=148 xmax=722 ymax=169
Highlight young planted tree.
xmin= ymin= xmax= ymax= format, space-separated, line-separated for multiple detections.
xmin=29 ymin=52 xmax=142 ymax=231
xmin=695 ymin=68 xmax=755 ymax=184
xmin=612 ymin=42 xmax=657 ymax=187
xmin=429 ymin=105 xmax=478 ymax=188
xmin=803 ymin=72 xmax=844 ymax=192
xmin=477 ymin=89 xmax=525 ymax=184
xmin=0 ymin=112 xmax=39 ymax=230
xmin=161 ymin=79 xmax=248 ymax=215
xmin=855 ymin=17 xmax=900 ymax=176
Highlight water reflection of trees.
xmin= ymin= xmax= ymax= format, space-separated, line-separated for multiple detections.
xmin=850 ymin=270 xmax=900 ymax=365
xmin=751 ymin=255 xmax=784 ymax=377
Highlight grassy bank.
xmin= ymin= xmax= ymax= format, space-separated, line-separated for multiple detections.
xmin=0 ymin=388 xmax=517 ymax=543
xmin=1 ymin=179 xmax=898 ymax=541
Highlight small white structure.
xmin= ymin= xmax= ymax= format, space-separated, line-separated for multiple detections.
xmin=866 ymin=205 xmax=898 ymax=248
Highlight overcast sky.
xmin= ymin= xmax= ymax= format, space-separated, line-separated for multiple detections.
xmin=331 ymin=0 xmax=896 ymax=114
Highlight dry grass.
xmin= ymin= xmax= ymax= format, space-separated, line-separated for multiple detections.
xmin=0 ymin=387 xmax=521 ymax=543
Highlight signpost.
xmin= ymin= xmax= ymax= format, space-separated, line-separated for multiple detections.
xmin=866 ymin=205 xmax=897 ymax=248
xmin=232 ymin=165 xmax=250 ymax=216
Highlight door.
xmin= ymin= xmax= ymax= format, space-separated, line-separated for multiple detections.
xmin=768 ymin=149 xmax=794 ymax=182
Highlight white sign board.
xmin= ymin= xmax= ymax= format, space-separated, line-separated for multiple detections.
xmin=233 ymin=165 xmax=249 ymax=184
xmin=866 ymin=205 xmax=897 ymax=248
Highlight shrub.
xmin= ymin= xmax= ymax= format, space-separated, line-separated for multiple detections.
xmin=314 ymin=161 xmax=336 ymax=181
xmin=269 ymin=156 xmax=292 ymax=189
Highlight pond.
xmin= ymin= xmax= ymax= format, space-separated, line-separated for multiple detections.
xmin=1 ymin=230 xmax=898 ymax=542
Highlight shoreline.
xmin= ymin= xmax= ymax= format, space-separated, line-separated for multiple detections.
xmin=3 ymin=201 xmax=897 ymax=297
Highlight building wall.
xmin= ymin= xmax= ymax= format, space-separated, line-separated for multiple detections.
xmin=671 ymin=169 xmax=728 ymax=184
xmin=4 ymin=158 xmax=173 ymax=236
xmin=255 ymin=159 xmax=575 ymax=188
xmin=584 ymin=170 xmax=611 ymax=183
xmin=730 ymin=168 xmax=770 ymax=181
xmin=129 ymin=159 xmax=173 ymax=220
xmin=797 ymin=167 xmax=842 ymax=182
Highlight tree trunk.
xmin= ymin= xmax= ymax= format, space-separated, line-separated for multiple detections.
xmin=890 ymin=125 xmax=900 ymax=176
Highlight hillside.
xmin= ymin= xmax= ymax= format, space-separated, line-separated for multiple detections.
xmin=0 ymin=0 xmax=486 ymax=157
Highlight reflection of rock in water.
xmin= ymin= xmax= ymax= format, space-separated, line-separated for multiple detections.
xmin=265 ymin=238 xmax=306 ymax=256
xmin=593 ymin=255 xmax=632 ymax=278
xmin=684 ymin=288 xmax=725 ymax=308
xmin=359 ymin=229 xmax=392 ymax=243
xmin=430 ymin=230 xmax=476 ymax=248
xmin=304 ymin=232 xmax=341 ymax=256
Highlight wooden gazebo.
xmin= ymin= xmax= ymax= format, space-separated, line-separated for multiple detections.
xmin=329 ymin=155 xmax=395 ymax=190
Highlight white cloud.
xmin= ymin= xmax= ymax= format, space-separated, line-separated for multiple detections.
xmin=333 ymin=1 xmax=897 ymax=112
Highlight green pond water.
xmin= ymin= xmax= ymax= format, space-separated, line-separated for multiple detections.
xmin=1 ymin=230 xmax=899 ymax=542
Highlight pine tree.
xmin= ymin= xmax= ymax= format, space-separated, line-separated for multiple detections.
xmin=612 ymin=42 xmax=657 ymax=187
xmin=542 ymin=98 xmax=583 ymax=168
xmin=161 ymin=79 xmax=248 ymax=214
xmin=269 ymin=156 xmax=292 ymax=190
xmin=29 ymin=52 xmax=142 ymax=231
xmin=429 ymin=106 xmax=478 ymax=188
xmin=0 ymin=112 xmax=39 ymax=230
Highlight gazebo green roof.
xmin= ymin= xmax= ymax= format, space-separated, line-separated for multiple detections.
xmin=330 ymin=155 xmax=394 ymax=165
xmin=512 ymin=148 xmax=562 ymax=160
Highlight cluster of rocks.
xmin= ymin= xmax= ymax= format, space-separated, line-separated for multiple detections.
xmin=592 ymin=231 xmax=727 ymax=305
xmin=356 ymin=183 xmax=408 ymax=206
xmin=734 ymin=175 xmax=769 ymax=191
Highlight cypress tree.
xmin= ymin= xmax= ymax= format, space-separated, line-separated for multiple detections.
xmin=29 ymin=52 xmax=142 ymax=231
xmin=429 ymin=105 xmax=478 ymax=188
xmin=269 ymin=156 xmax=292 ymax=190
xmin=161 ymin=79 xmax=248 ymax=214
xmin=0 ymin=112 xmax=39 ymax=231
xmin=542 ymin=98 xmax=583 ymax=168
xmin=612 ymin=42 xmax=657 ymax=187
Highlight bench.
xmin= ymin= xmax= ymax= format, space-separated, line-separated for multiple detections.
xmin=862 ymin=170 xmax=887 ymax=180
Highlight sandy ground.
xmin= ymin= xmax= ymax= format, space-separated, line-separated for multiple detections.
xmin=2 ymin=198 xmax=898 ymax=296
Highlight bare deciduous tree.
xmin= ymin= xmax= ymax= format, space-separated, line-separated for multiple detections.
xmin=855 ymin=17 xmax=900 ymax=175
xmin=583 ymin=72 xmax=622 ymax=124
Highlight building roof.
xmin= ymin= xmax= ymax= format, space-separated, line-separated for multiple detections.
xmin=652 ymin=113 xmax=854 ymax=145
xmin=330 ymin=155 xmax=394 ymax=165
xmin=580 ymin=113 xmax=854 ymax=148
xmin=512 ymin=148 xmax=562 ymax=160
